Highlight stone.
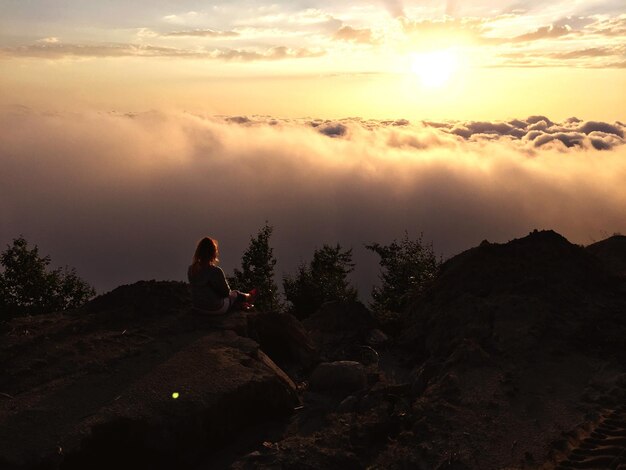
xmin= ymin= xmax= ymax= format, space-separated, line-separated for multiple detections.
xmin=309 ymin=361 xmax=367 ymax=394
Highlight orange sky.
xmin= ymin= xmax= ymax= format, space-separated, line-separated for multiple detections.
xmin=1 ymin=1 xmax=625 ymax=120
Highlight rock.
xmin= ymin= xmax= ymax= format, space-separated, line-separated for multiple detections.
xmin=186 ymin=309 xmax=249 ymax=336
xmin=338 ymin=395 xmax=359 ymax=413
xmin=246 ymin=311 xmax=318 ymax=371
xmin=309 ymin=361 xmax=367 ymax=394
xmin=366 ymin=329 xmax=388 ymax=347
xmin=0 ymin=323 xmax=298 ymax=469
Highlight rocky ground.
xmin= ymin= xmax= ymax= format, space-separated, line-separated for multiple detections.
xmin=1 ymin=231 xmax=625 ymax=469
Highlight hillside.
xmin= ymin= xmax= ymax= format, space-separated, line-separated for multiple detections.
xmin=1 ymin=230 xmax=625 ymax=469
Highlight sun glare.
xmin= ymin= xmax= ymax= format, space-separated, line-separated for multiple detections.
xmin=410 ymin=50 xmax=459 ymax=88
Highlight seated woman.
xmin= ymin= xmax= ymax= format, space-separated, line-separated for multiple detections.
xmin=188 ymin=237 xmax=257 ymax=314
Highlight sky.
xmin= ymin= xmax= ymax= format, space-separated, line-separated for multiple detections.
xmin=0 ymin=1 xmax=625 ymax=297
xmin=1 ymin=0 xmax=625 ymax=119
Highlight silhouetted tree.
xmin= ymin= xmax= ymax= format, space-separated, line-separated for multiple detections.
xmin=366 ymin=232 xmax=440 ymax=313
xmin=231 ymin=223 xmax=282 ymax=312
xmin=0 ymin=236 xmax=95 ymax=317
xmin=283 ymin=244 xmax=357 ymax=319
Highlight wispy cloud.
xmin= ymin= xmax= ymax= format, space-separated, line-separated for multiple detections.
xmin=333 ymin=26 xmax=378 ymax=45
xmin=0 ymin=43 xmax=325 ymax=61
xmin=508 ymin=24 xmax=572 ymax=42
xmin=163 ymin=29 xmax=239 ymax=38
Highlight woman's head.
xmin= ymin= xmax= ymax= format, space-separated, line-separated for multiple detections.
xmin=192 ymin=237 xmax=219 ymax=268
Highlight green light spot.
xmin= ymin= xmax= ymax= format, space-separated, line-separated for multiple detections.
xmin=172 ymin=392 xmax=179 ymax=399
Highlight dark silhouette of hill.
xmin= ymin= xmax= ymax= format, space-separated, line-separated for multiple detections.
xmin=393 ymin=230 xmax=626 ymax=469
xmin=1 ymin=231 xmax=625 ymax=469
xmin=402 ymin=230 xmax=624 ymax=361
xmin=587 ymin=234 xmax=626 ymax=278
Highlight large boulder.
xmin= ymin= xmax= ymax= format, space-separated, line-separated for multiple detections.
xmin=246 ymin=311 xmax=318 ymax=372
xmin=0 ymin=282 xmax=299 ymax=470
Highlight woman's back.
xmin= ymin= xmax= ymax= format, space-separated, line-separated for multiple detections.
xmin=188 ymin=264 xmax=230 ymax=311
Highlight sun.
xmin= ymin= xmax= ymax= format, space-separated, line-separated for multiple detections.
xmin=410 ymin=49 xmax=459 ymax=88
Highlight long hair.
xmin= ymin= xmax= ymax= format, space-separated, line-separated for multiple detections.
xmin=191 ymin=237 xmax=219 ymax=274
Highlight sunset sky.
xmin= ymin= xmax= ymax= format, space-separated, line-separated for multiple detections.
xmin=1 ymin=0 xmax=625 ymax=120
xmin=1 ymin=1 xmax=625 ymax=295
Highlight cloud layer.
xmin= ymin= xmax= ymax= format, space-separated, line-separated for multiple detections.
xmin=1 ymin=108 xmax=625 ymax=297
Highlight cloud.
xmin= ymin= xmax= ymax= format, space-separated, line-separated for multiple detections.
xmin=509 ymin=24 xmax=572 ymax=42
xmin=333 ymin=26 xmax=377 ymax=45
xmin=163 ymin=29 xmax=239 ymax=38
xmin=548 ymin=47 xmax=622 ymax=59
xmin=585 ymin=15 xmax=626 ymax=37
xmin=381 ymin=0 xmax=405 ymax=18
xmin=1 ymin=109 xmax=625 ymax=298
xmin=0 ymin=43 xmax=325 ymax=61
xmin=430 ymin=116 xmax=625 ymax=151
xmin=316 ymin=122 xmax=349 ymax=137
xmin=211 ymin=46 xmax=325 ymax=61
xmin=37 ymin=37 xmax=59 ymax=43
xmin=399 ymin=17 xmax=488 ymax=41
xmin=235 ymin=8 xmax=342 ymax=34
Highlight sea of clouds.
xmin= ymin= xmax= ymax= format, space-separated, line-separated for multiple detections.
xmin=1 ymin=107 xmax=625 ymax=297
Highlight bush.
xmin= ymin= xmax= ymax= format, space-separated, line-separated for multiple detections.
xmin=0 ymin=236 xmax=95 ymax=317
xmin=366 ymin=232 xmax=440 ymax=313
xmin=230 ymin=223 xmax=282 ymax=312
xmin=283 ymin=244 xmax=357 ymax=319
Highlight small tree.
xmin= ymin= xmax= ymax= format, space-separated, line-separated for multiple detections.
xmin=366 ymin=232 xmax=440 ymax=313
xmin=283 ymin=244 xmax=357 ymax=319
xmin=0 ymin=236 xmax=95 ymax=317
xmin=231 ymin=223 xmax=281 ymax=312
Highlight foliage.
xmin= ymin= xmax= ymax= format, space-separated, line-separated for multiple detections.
xmin=366 ymin=232 xmax=440 ymax=313
xmin=0 ymin=236 xmax=95 ymax=317
xmin=283 ymin=244 xmax=357 ymax=319
xmin=230 ymin=223 xmax=282 ymax=312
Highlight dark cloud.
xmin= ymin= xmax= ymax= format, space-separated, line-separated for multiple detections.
xmin=531 ymin=132 xmax=586 ymax=149
xmin=450 ymin=121 xmax=525 ymax=139
xmin=1 ymin=110 xmax=625 ymax=301
xmin=425 ymin=116 xmax=625 ymax=151
xmin=317 ymin=122 xmax=349 ymax=137
xmin=226 ymin=115 xmax=626 ymax=152
xmin=225 ymin=116 xmax=252 ymax=124
xmin=579 ymin=121 xmax=624 ymax=138
xmin=333 ymin=26 xmax=377 ymax=45
xmin=164 ymin=29 xmax=239 ymax=38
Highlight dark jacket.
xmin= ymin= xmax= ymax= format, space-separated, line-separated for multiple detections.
xmin=188 ymin=264 xmax=230 ymax=310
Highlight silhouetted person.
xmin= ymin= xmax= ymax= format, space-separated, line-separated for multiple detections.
xmin=188 ymin=237 xmax=257 ymax=314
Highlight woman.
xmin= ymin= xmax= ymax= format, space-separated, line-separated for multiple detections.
xmin=188 ymin=237 xmax=257 ymax=314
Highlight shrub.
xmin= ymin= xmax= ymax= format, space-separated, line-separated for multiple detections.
xmin=366 ymin=232 xmax=440 ymax=313
xmin=283 ymin=244 xmax=357 ymax=319
xmin=0 ymin=236 xmax=95 ymax=317
xmin=230 ymin=223 xmax=282 ymax=312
